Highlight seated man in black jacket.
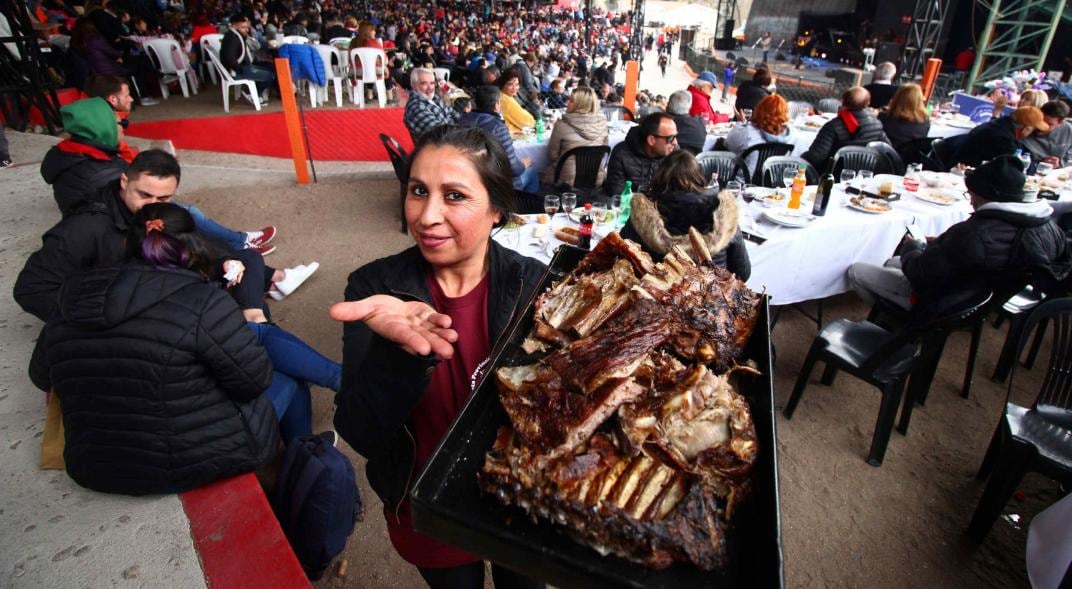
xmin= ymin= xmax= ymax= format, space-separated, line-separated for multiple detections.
xmin=220 ymin=15 xmax=274 ymax=103
xmin=847 ymin=155 xmax=1071 ymax=313
xmin=604 ymin=112 xmax=678 ymax=196
xmin=733 ymin=68 xmax=772 ymax=114
xmin=802 ymin=87 xmax=889 ymax=169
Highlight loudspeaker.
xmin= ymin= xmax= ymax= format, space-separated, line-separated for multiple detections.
xmin=722 ymin=19 xmax=735 ymax=40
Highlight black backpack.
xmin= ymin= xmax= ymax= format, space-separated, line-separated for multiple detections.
xmin=271 ymin=434 xmax=362 ymax=580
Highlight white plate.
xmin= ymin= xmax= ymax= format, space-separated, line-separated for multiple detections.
xmin=942 ymin=119 xmax=976 ymax=129
xmin=764 ymin=209 xmax=816 ymax=227
xmin=848 ymin=197 xmax=892 ymax=214
xmin=914 ymin=190 xmax=959 ymax=206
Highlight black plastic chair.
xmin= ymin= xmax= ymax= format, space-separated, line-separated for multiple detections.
xmin=696 ymin=151 xmax=748 ymax=187
xmin=600 ymin=105 xmax=635 ymax=122
xmin=739 ymin=142 xmax=793 ymax=185
xmin=926 ymin=137 xmax=955 ymax=172
xmin=969 ymin=297 xmax=1072 ymax=541
xmin=552 ymin=145 xmax=611 ymax=194
xmin=867 ymin=141 xmax=906 ymax=176
xmin=816 ymin=98 xmax=841 ymax=114
xmin=783 ymin=294 xmax=993 ymax=466
xmin=830 ymin=146 xmax=882 ymax=177
xmin=379 ymin=133 xmax=410 ymax=232
xmin=760 ymin=156 xmax=818 ymax=188
xmin=515 ymin=191 xmax=545 ymax=215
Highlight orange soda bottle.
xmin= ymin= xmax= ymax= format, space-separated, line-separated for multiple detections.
xmin=788 ymin=166 xmax=807 ymax=210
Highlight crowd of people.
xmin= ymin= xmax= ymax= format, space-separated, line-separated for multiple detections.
xmin=9 ymin=1 xmax=1072 ymax=587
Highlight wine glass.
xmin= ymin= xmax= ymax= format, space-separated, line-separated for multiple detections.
xmin=707 ymin=172 xmax=720 ymax=190
xmin=725 ymin=180 xmax=742 ymax=200
xmin=858 ymin=170 xmax=874 ymax=191
xmin=561 ymin=192 xmax=577 ymax=219
xmin=544 ymin=194 xmax=560 ymax=219
xmin=781 ymin=168 xmax=796 ymax=198
xmin=742 ymin=183 xmax=757 ymax=203
xmin=742 ymin=108 xmax=753 ymax=121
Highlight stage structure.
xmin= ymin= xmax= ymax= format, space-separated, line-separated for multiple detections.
xmin=0 ymin=1 xmax=62 ymax=133
xmin=965 ymin=0 xmax=1067 ymax=91
xmin=901 ymin=0 xmax=952 ymax=80
xmin=714 ymin=0 xmax=739 ymax=50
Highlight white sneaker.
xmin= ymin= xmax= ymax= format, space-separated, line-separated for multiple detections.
xmin=140 ymin=97 xmax=160 ymax=106
xmin=268 ymin=262 xmax=319 ymax=300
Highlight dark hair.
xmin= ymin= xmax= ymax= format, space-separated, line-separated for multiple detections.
xmin=127 ymin=203 xmax=215 ymax=276
xmin=472 ymin=85 xmax=501 ymax=113
xmin=1042 ymin=100 xmax=1070 ymax=119
xmin=638 ymin=112 xmax=673 ymax=140
xmin=229 ymin=14 xmax=248 ymax=24
xmin=127 ymin=149 xmax=181 ymax=184
xmin=650 ymin=150 xmax=705 ymax=195
xmin=497 ymin=68 xmax=521 ymax=89
xmin=752 ymin=68 xmax=772 ymax=87
xmin=452 ymin=96 xmax=471 ymax=113
xmin=406 ymin=125 xmax=516 ymax=227
xmin=85 ymin=74 xmax=127 ymax=100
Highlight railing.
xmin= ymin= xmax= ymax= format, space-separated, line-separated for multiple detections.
xmin=683 ymin=45 xmax=849 ymax=107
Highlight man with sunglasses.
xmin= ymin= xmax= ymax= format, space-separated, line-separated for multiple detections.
xmin=604 ymin=112 xmax=679 ymax=196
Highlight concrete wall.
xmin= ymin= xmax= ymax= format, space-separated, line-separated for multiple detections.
xmin=744 ymin=0 xmax=857 ymax=49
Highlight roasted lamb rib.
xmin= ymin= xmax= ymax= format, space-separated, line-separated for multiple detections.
xmin=480 ymin=233 xmax=762 ymax=571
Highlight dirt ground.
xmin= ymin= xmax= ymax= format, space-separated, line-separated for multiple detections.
xmin=170 ymin=165 xmax=1059 ymax=589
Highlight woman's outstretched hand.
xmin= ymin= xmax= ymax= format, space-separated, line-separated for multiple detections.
xmin=329 ymin=295 xmax=458 ymax=359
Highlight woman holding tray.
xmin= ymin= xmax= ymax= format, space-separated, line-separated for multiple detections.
xmin=330 ymin=125 xmax=546 ymax=589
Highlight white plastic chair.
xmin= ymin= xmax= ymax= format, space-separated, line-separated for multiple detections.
xmin=313 ymin=44 xmax=348 ymax=107
xmin=143 ymin=38 xmax=197 ymax=98
xmin=349 ymin=47 xmax=387 ymax=108
xmin=199 ymin=33 xmax=223 ymax=84
xmin=433 ymin=67 xmax=451 ymax=83
xmin=204 ymin=46 xmax=260 ymax=112
xmin=282 ymin=35 xmax=309 ymax=45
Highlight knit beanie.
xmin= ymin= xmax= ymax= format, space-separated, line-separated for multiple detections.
xmin=965 ymin=155 xmax=1027 ymax=203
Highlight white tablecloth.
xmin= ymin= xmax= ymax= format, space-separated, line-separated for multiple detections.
xmin=742 ymin=176 xmax=973 ymax=305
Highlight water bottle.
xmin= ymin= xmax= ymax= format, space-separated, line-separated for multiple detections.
xmin=1016 ymin=149 xmax=1032 ymax=173
xmin=617 ymin=181 xmax=633 ymax=229
xmin=535 ymin=115 xmax=544 ymax=143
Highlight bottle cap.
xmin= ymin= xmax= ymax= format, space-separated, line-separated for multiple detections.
xmin=584 ymin=203 xmax=592 ymax=209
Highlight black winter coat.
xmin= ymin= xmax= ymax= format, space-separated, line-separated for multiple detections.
xmin=604 ymin=125 xmax=665 ymax=196
xmin=802 ymin=109 xmax=889 ymax=169
xmin=40 ymin=140 xmax=127 ymax=216
xmin=901 ymin=204 xmax=1071 ymax=313
xmin=953 ymin=116 xmax=1022 ymax=168
xmin=334 ymin=242 xmax=545 ymax=515
xmin=733 ymin=80 xmax=770 ymax=112
xmin=878 ymin=112 xmax=930 ymax=153
xmin=672 ymin=114 xmax=707 ymax=155
xmin=38 ymin=264 xmax=277 ymax=496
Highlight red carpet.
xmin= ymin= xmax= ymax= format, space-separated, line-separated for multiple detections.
xmin=126 ymin=107 xmax=414 ymax=162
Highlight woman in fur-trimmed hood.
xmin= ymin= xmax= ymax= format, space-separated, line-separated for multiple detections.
xmin=620 ymin=150 xmax=752 ymax=280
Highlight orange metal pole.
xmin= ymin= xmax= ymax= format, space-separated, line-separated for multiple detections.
xmin=623 ymin=60 xmax=639 ymax=116
xmin=274 ymin=58 xmax=311 ymax=184
xmin=919 ymin=58 xmax=942 ymax=103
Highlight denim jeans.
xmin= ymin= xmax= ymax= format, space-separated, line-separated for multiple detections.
xmin=236 ymin=63 xmax=276 ymax=94
xmin=264 ymin=372 xmax=311 ymax=440
xmin=513 ymin=165 xmax=540 ymax=193
xmin=247 ymin=322 xmax=342 ymax=392
xmin=176 ymin=202 xmax=246 ymax=251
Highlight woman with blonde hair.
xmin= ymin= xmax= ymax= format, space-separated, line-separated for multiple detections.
xmin=878 ymin=83 xmax=931 ymax=157
xmin=1019 ymin=89 xmax=1048 ymax=109
xmin=542 ymin=86 xmax=609 ymax=187
xmin=724 ymin=93 xmax=794 ymax=179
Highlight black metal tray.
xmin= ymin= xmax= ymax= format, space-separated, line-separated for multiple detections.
xmin=411 ymin=245 xmax=784 ymax=589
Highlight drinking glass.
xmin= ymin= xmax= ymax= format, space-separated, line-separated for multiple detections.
xmin=781 ymin=168 xmax=796 ymax=197
xmin=951 ymin=103 xmax=961 ymax=115
xmin=742 ymin=108 xmax=753 ymax=121
xmin=561 ymin=192 xmax=577 ymax=218
xmin=858 ymin=170 xmax=874 ymax=190
xmin=544 ymin=194 xmax=560 ymax=218
xmin=840 ymin=169 xmax=856 ymax=185
xmin=741 ymin=183 xmax=757 ymax=203
xmin=707 ymin=172 xmax=720 ymax=190
xmin=1036 ymin=162 xmax=1055 ymax=176
xmin=592 ymin=201 xmax=611 ymax=229
xmin=725 ymin=180 xmax=742 ymax=200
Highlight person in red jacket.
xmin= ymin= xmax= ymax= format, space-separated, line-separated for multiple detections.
xmin=687 ymin=71 xmax=729 ymax=124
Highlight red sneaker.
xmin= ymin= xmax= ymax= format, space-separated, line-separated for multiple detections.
xmin=246 ymin=226 xmax=277 ymax=247
xmin=252 ymin=244 xmax=276 ymax=256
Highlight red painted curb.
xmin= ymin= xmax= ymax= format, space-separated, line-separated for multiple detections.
xmin=181 ymin=473 xmax=310 ymax=589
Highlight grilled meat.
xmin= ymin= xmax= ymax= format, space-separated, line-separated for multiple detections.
xmin=482 ymin=234 xmax=762 ymax=571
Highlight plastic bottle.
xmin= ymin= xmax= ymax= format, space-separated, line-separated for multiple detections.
xmin=617 ymin=181 xmax=633 ymax=229
xmin=535 ymin=114 xmax=545 ymax=143
xmin=812 ymin=174 xmax=834 ymax=216
xmin=578 ymin=203 xmax=594 ymax=249
xmin=788 ymin=167 xmax=806 ymax=210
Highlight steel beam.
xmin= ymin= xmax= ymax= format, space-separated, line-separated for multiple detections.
xmin=966 ymin=0 xmax=1068 ymax=90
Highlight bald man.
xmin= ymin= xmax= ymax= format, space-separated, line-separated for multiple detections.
xmin=802 ymin=87 xmax=889 ymax=168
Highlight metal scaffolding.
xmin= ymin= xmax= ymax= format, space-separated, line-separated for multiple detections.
xmin=965 ymin=0 xmax=1067 ymax=90
xmin=901 ymin=0 xmax=954 ymax=80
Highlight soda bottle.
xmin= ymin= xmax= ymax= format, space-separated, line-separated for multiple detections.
xmin=788 ymin=166 xmax=806 ymax=210
xmin=535 ymin=115 xmax=545 ymax=143
xmin=578 ymin=203 xmax=594 ymax=249
xmin=617 ymin=181 xmax=633 ymax=229
xmin=812 ymin=174 xmax=834 ymax=216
